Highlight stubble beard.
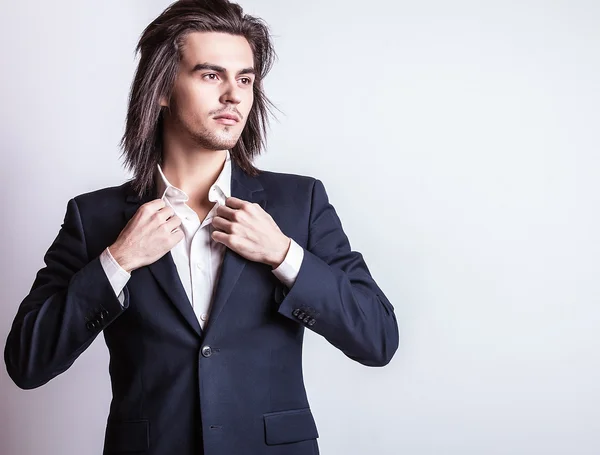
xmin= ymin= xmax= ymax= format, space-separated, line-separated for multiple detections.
xmin=189 ymin=122 xmax=240 ymax=151
xmin=166 ymin=101 xmax=242 ymax=151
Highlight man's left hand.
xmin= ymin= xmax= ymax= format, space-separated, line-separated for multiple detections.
xmin=211 ymin=197 xmax=291 ymax=269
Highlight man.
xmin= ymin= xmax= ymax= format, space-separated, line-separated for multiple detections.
xmin=4 ymin=0 xmax=399 ymax=454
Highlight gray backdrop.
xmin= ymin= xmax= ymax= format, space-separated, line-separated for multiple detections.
xmin=1 ymin=0 xmax=599 ymax=454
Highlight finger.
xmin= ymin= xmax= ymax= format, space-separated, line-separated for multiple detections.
xmin=141 ymin=199 xmax=166 ymax=219
xmin=157 ymin=205 xmax=175 ymax=222
xmin=224 ymin=196 xmax=248 ymax=210
xmin=144 ymin=198 xmax=166 ymax=210
xmin=213 ymin=231 xmax=247 ymax=253
xmin=211 ymin=215 xmax=234 ymax=233
xmin=150 ymin=206 xmax=174 ymax=224
xmin=211 ymin=230 xmax=230 ymax=247
xmin=215 ymin=204 xmax=237 ymax=221
xmin=211 ymin=231 xmax=240 ymax=254
xmin=165 ymin=214 xmax=181 ymax=232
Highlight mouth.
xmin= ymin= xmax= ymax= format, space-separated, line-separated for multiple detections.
xmin=214 ymin=117 xmax=238 ymax=126
xmin=213 ymin=114 xmax=240 ymax=125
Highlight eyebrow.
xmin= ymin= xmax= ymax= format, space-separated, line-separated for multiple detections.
xmin=192 ymin=63 xmax=256 ymax=76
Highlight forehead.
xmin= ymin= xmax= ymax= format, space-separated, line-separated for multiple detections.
xmin=179 ymin=31 xmax=254 ymax=69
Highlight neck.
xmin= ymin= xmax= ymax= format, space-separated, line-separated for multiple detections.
xmin=160 ymin=149 xmax=228 ymax=206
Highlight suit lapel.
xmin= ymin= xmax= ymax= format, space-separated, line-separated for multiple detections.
xmin=122 ymin=158 xmax=266 ymax=339
xmin=202 ymin=162 xmax=266 ymax=339
xmin=123 ymin=181 xmax=203 ymax=337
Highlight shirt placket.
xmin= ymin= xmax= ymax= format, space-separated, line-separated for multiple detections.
xmin=190 ymin=210 xmax=215 ymax=328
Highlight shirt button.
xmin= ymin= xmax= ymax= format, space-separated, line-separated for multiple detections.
xmin=196 ymin=263 xmax=202 ymax=270
xmin=200 ymin=313 xmax=208 ymax=321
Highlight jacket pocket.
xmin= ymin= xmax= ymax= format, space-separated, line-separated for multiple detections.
xmin=263 ymin=408 xmax=319 ymax=445
xmin=104 ymin=419 xmax=149 ymax=453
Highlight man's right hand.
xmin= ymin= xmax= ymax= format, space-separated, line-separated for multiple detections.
xmin=108 ymin=199 xmax=184 ymax=273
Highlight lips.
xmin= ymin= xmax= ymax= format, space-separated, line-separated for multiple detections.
xmin=214 ymin=113 xmax=240 ymax=122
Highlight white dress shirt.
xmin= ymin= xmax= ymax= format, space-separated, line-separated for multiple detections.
xmin=99 ymin=149 xmax=304 ymax=329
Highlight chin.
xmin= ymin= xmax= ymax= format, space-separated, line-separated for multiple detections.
xmin=187 ymin=125 xmax=239 ymax=150
xmin=206 ymin=135 xmax=240 ymax=151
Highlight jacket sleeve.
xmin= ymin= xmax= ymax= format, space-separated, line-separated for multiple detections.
xmin=4 ymin=198 xmax=129 ymax=390
xmin=276 ymin=179 xmax=399 ymax=367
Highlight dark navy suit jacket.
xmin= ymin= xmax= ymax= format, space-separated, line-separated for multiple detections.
xmin=4 ymin=160 xmax=399 ymax=455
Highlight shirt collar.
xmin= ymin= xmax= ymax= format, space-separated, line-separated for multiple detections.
xmin=155 ymin=150 xmax=231 ymax=206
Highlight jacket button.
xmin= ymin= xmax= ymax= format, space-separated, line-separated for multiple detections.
xmin=308 ymin=319 xmax=316 ymax=326
xmin=297 ymin=312 xmax=305 ymax=320
xmin=201 ymin=346 xmax=213 ymax=358
xmin=86 ymin=321 xmax=96 ymax=331
xmin=292 ymin=309 xmax=300 ymax=317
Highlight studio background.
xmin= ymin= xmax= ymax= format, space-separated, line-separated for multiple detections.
xmin=1 ymin=1 xmax=598 ymax=454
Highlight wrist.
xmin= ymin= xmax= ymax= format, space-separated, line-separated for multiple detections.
xmin=269 ymin=236 xmax=291 ymax=269
xmin=108 ymin=243 xmax=135 ymax=274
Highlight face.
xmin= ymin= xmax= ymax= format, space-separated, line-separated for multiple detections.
xmin=160 ymin=31 xmax=256 ymax=151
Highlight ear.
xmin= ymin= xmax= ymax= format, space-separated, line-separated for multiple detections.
xmin=159 ymin=95 xmax=169 ymax=107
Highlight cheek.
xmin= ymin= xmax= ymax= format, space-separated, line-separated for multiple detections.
xmin=177 ymin=91 xmax=212 ymax=123
xmin=178 ymin=80 xmax=213 ymax=108
xmin=241 ymin=90 xmax=255 ymax=117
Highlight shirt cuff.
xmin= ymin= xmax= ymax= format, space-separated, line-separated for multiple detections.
xmin=271 ymin=238 xmax=304 ymax=289
xmin=99 ymin=246 xmax=131 ymax=307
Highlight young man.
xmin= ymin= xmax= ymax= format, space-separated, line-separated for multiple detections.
xmin=4 ymin=0 xmax=399 ymax=454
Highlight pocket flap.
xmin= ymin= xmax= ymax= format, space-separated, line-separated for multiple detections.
xmin=263 ymin=408 xmax=319 ymax=445
xmin=104 ymin=419 xmax=149 ymax=453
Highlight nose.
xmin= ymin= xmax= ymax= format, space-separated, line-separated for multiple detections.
xmin=220 ymin=79 xmax=242 ymax=106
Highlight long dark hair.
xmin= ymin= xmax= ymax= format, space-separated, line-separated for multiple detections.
xmin=120 ymin=0 xmax=278 ymax=198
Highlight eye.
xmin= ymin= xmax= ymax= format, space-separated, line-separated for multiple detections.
xmin=240 ymin=77 xmax=253 ymax=85
xmin=203 ymin=73 xmax=219 ymax=81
